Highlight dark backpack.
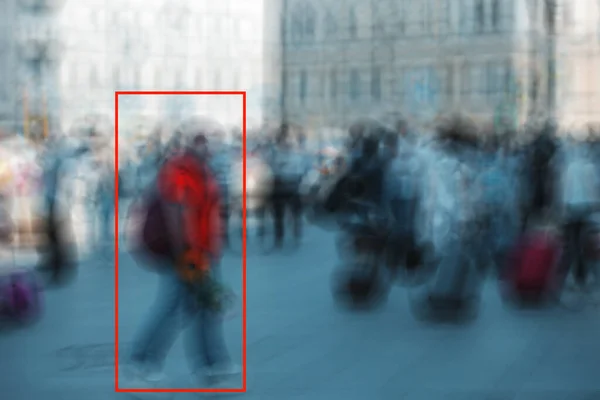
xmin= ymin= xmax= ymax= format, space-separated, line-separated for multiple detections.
xmin=127 ymin=187 xmax=176 ymax=268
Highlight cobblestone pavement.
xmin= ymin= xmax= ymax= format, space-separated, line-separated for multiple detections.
xmin=1 ymin=225 xmax=599 ymax=400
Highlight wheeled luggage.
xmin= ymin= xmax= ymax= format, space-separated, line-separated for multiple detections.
xmin=0 ymin=267 xmax=42 ymax=323
xmin=500 ymin=226 xmax=562 ymax=305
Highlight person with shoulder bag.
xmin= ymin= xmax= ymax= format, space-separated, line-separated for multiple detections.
xmin=123 ymin=129 xmax=240 ymax=390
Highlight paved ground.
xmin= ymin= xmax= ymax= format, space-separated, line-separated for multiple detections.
xmin=1 ymin=223 xmax=600 ymax=400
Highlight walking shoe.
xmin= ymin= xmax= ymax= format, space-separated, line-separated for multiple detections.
xmin=119 ymin=364 xmax=172 ymax=397
xmin=194 ymin=362 xmax=241 ymax=386
xmin=206 ymin=362 xmax=241 ymax=378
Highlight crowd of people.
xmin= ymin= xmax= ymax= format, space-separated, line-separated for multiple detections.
xmin=2 ymin=113 xmax=600 ymax=390
xmin=314 ymin=115 xmax=600 ymax=316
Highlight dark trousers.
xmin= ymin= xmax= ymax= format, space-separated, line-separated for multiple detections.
xmin=41 ymin=206 xmax=73 ymax=283
xmin=561 ymin=210 xmax=590 ymax=285
xmin=272 ymin=192 xmax=302 ymax=246
xmin=255 ymin=200 xmax=268 ymax=238
xmin=221 ymin=203 xmax=229 ymax=245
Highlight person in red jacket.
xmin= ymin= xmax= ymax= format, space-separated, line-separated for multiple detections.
xmin=122 ymin=129 xmax=240 ymax=389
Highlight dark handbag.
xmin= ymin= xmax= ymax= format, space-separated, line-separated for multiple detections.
xmin=141 ymin=193 xmax=177 ymax=261
xmin=127 ymin=190 xmax=177 ymax=266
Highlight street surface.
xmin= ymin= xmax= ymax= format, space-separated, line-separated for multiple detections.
xmin=1 ymin=222 xmax=600 ymax=399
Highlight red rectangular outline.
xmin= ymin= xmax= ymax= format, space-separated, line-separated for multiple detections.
xmin=114 ymin=91 xmax=247 ymax=393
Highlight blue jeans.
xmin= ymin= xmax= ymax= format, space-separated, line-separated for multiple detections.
xmin=130 ymin=267 xmax=231 ymax=373
xmin=91 ymin=202 xmax=113 ymax=248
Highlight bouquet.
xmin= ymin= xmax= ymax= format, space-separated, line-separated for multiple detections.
xmin=192 ymin=276 xmax=237 ymax=315
xmin=177 ymin=250 xmax=237 ymax=316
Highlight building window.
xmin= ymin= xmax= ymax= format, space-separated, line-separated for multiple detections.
xmin=70 ymin=63 xmax=78 ymax=87
xmin=486 ymin=62 xmax=498 ymax=102
xmin=215 ymin=17 xmax=224 ymax=35
xmin=132 ymin=12 xmax=140 ymax=29
xmin=195 ymin=15 xmax=204 ymax=35
xmin=461 ymin=63 xmax=471 ymax=97
xmin=330 ymin=69 xmax=337 ymax=99
xmin=350 ymin=69 xmax=360 ymax=100
xmin=61 ymin=62 xmax=68 ymax=86
xmin=232 ymin=18 xmax=240 ymax=39
xmin=371 ymin=67 xmax=381 ymax=100
xmin=174 ymin=70 xmax=183 ymax=89
xmin=396 ymin=0 xmax=406 ymax=34
xmin=282 ymin=70 xmax=288 ymax=98
xmin=324 ymin=11 xmax=337 ymax=37
xmin=305 ymin=6 xmax=316 ymax=40
xmin=504 ymin=60 xmax=514 ymax=94
xmin=438 ymin=0 xmax=450 ymax=34
xmin=421 ymin=1 xmax=430 ymax=34
xmin=154 ymin=69 xmax=162 ymax=88
xmin=425 ymin=66 xmax=438 ymax=105
xmin=319 ymin=70 xmax=326 ymax=97
xmin=291 ymin=13 xmax=303 ymax=43
xmin=113 ymin=66 xmax=120 ymax=87
xmin=232 ymin=70 xmax=240 ymax=89
xmin=442 ymin=64 xmax=454 ymax=102
xmin=475 ymin=0 xmax=484 ymax=33
xmin=372 ymin=6 xmax=385 ymax=36
xmin=195 ymin=69 xmax=202 ymax=87
xmin=349 ymin=8 xmax=358 ymax=38
xmin=459 ymin=0 xmax=471 ymax=35
xmin=563 ymin=4 xmax=572 ymax=31
xmin=133 ymin=67 xmax=141 ymax=88
xmin=90 ymin=8 xmax=99 ymax=30
xmin=473 ymin=64 xmax=486 ymax=100
xmin=110 ymin=11 xmax=120 ymax=26
xmin=543 ymin=2 xmax=556 ymax=32
xmin=299 ymin=70 xmax=308 ymax=104
xmin=214 ymin=71 xmax=221 ymax=90
xmin=89 ymin=66 xmax=99 ymax=87
xmin=491 ymin=0 xmax=500 ymax=32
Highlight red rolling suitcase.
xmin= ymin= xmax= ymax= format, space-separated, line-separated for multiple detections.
xmin=501 ymin=227 xmax=562 ymax=304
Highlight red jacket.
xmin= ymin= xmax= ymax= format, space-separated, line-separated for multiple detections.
xmin=157 ymin=151 xmax=222 ymax=259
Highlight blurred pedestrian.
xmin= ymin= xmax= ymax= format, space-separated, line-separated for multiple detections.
xmin=558 ymin=141 xmax=599 ymax=287
xmin=123 ymin=124 xmax=240 ymax=389
xmin=38 ymin=137 xmax=87 ymax=285
xmin=268 ymin=125 xmax=304 ymax=248
xmin=92 ymin=156 xmax=116 ymax=253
